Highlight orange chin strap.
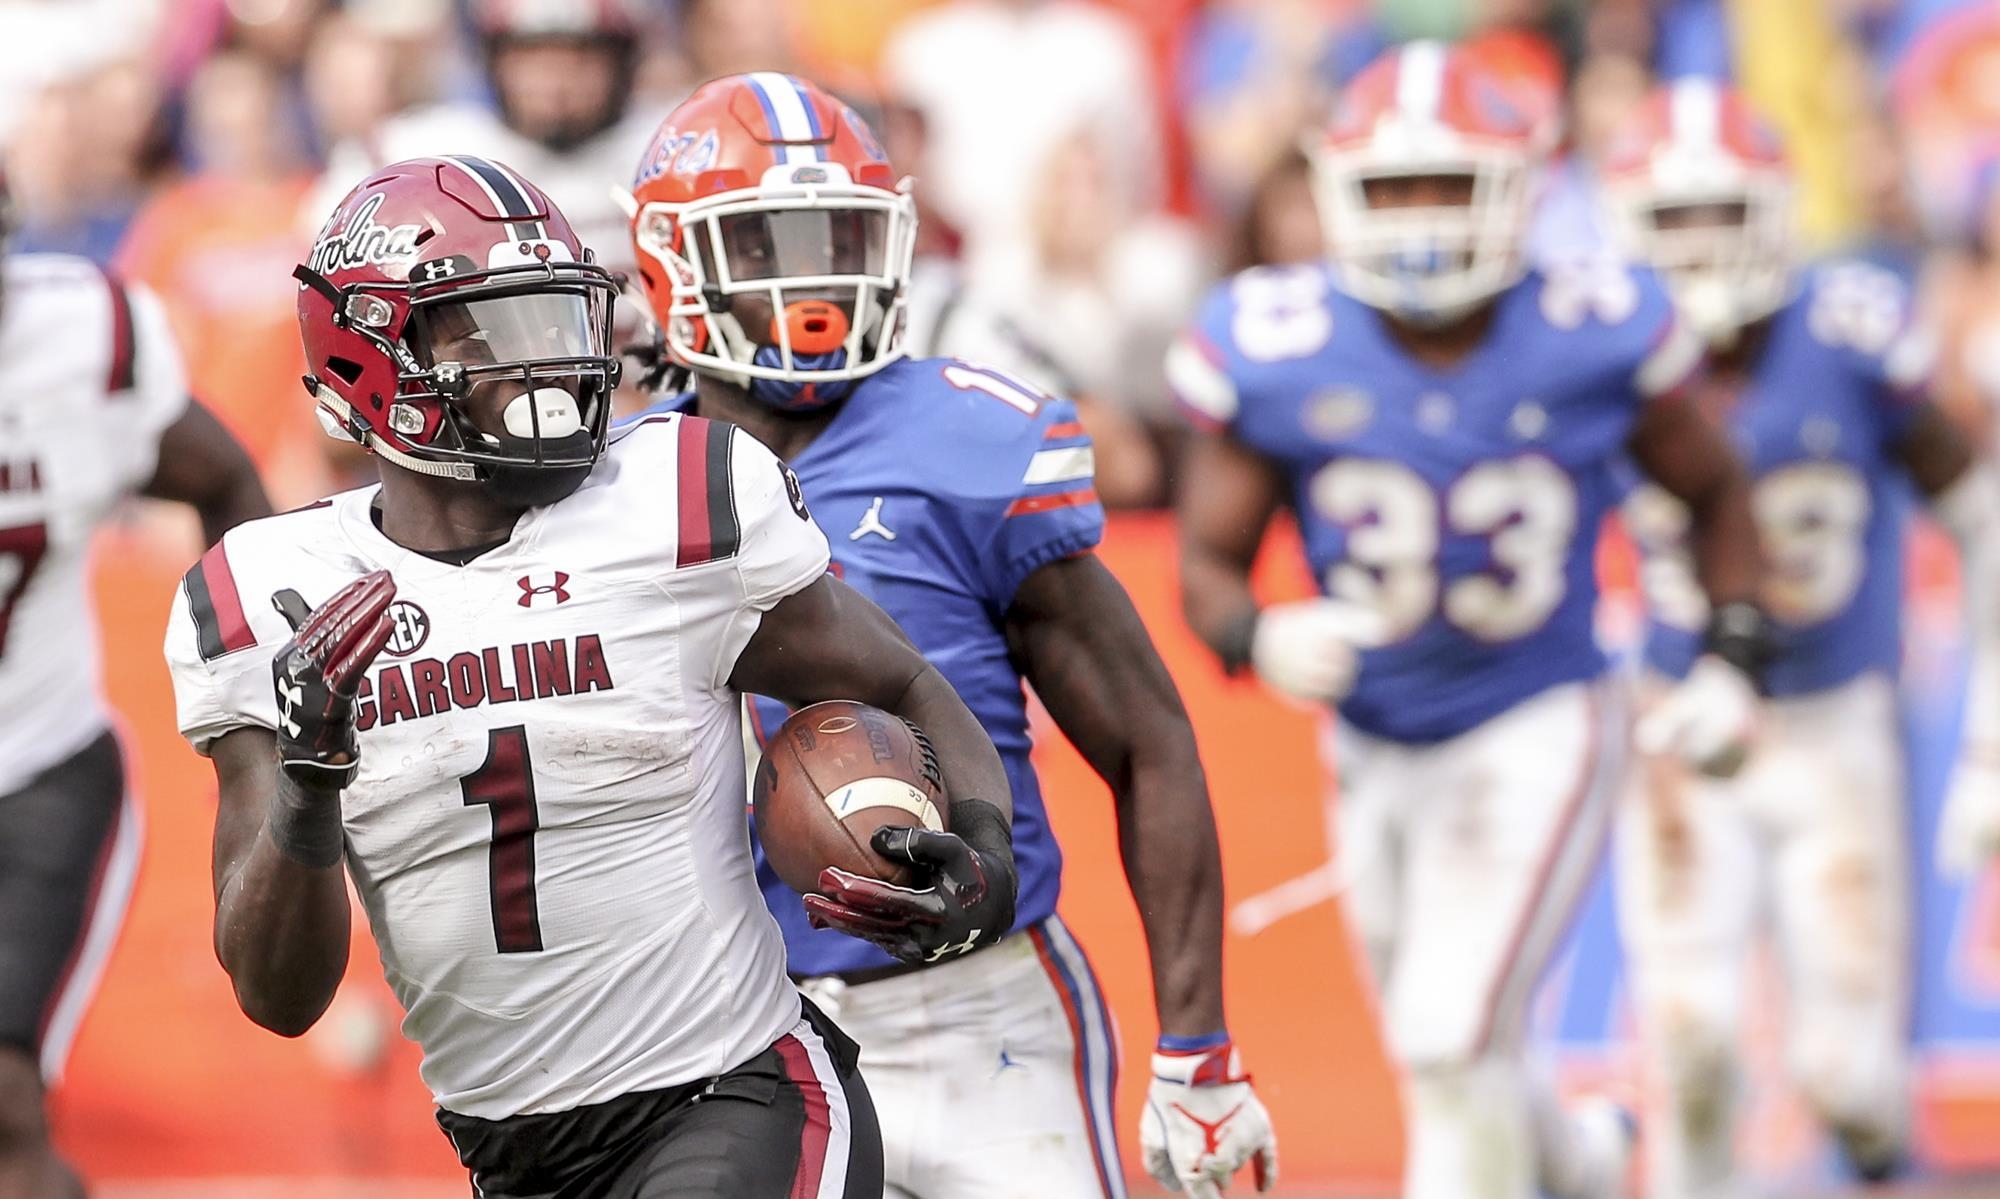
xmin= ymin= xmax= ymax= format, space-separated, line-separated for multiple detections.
xmin=772 ymin=299 xmax=851 ymax=357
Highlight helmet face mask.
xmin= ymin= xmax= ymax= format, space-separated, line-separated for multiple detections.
xmin=1315 ymin=156 xmax=1534 ymax=327
xmin=1606 ymin=81 xmax=1797 ymax=348
xmin=298 ymin=157 xmax=622 ymax=506
xmin=629 ymin=75 xmax=918 ymax=412
xmin=1311 ymin=42 xmax=1541 ymax=328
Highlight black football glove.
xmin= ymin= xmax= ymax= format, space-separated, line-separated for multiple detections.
xmin=270 ymin=571 xmax=397 ymax=790
xmin=804 ymin=803 xmax=1018 ymax=965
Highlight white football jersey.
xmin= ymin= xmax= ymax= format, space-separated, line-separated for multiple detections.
xmin=164 ymin=414 xmax=832 ymax=1119
xmin=0 ymin=254 xmax=187 ymax=794
xmin=311 ymin=103 xmax=657 ymax=274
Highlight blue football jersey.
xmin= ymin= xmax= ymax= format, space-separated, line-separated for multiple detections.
xmin=628 ymin=357 xmax=1104 ymax=975
xmin=1168 ymin=259 xmax=1700 ymax=742
xmin=1632 ymin=259 xmax=1931 ymax=695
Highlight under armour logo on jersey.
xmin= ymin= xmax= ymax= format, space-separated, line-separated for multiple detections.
xmin=517 ymin=572 xmax=571 ymax=607
xmin=850 ymin=497 xmax=896 ymax=542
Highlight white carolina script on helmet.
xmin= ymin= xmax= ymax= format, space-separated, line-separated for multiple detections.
xmin=309 ymin=193 xmax=423 ymax=275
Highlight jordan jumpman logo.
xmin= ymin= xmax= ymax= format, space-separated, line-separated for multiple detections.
xmin=849 ymin=496 xmax=897 ymax=541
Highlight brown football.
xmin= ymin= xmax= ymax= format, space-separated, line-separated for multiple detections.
xmin=752 ymin=700 xmax=949 ymax=893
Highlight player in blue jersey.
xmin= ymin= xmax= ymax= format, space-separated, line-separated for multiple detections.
xmin=1602 ymin=81 xmax=1998 ymax=1193
xmin=622 ymin=74 xmax=1277 ymax=1199
xmin=1169 ymin=44 xmax=1769 ymax=1199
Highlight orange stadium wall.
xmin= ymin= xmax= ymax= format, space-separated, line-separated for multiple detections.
xmin=53 ymin=510 xmax=2000 ymax=1193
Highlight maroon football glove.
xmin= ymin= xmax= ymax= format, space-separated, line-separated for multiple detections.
xmin=270 ymin=571 xmax=396 ymax=789
xmin=805 ymin=807 xmax=1018 ymax=965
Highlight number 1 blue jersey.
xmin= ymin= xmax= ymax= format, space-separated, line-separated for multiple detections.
xmin=1169 ymin=260 xmax=1700 ymax=743
xmin=629 ymin=357 xmax=1105 ymax=976
xmin=1632 ymin=259 xmax=1932 ymax=695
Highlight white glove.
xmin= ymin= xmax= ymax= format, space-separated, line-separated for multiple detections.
xmin=1140 ymin=1042 xmax=1278 ymax=1199
xmin=1635 ymin=654 xmax=1759 ymax=778
xmin=1249 ymin=599 xmax=1389 ymax=704
xmin=1939 ymin=742 xmax=2000 ymax=878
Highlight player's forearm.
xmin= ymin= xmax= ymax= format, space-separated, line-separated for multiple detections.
xmin=892 ymin=663 xmax=1013 ymax=820
xmin=216 ymin=844 xmax=349 ymax=1036
xmin=1683 ymin=461 xmax=1762 ymax=609
xmin=1179 ymin=547 xmax=1261 ymax=671
xmin=214 ymin=777 xmax=351 ymax=1037
xmin=1116 ymin=736 xmax=1229 ymax=1037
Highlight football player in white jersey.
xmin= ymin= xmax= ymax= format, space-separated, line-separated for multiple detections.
xmin=0 ymin=167 xmax=270 ymax=1197
xmin=163 ymin=157 xmax=1019 ymax=1198
xmin=309 ymin=0 xmax=656 ymax=276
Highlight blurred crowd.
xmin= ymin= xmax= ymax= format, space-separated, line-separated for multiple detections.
xmin=8 ymin=0 xmax=2000 ymax=510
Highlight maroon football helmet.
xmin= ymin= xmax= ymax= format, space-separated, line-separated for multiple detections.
xmin=295 ymin=155 xmax=621 ymax=507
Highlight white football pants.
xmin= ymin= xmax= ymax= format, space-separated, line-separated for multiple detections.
xmin=798 ymin=915 xmax=1124 ymax=1199
xmin=1329 ymin=678 xmax=1631 ymax=1199
xmin=1617 ymin=671 xmax=1910 ymax=1198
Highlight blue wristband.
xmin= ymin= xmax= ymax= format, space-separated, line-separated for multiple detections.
xmin=1157 ymin=1030 xmax=1231 ymax=1054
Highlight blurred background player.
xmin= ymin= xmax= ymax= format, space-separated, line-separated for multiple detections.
xmin=164 ymin=155 xmax=1034 ymax=1198
xmin=0 ymin=164 xmax=268 ymax=1197
xmin=309 ymin=0 xmax=655 ymax=281
xmin=1606 ymin=79 xmax=2000 ymax=1194
xmin=625 ymin=73 xmax=1277 ymax=1199
xmin=1169 ymin=41 xmax=1768 ymax=1199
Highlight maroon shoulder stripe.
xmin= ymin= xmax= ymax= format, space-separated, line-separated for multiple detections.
xmin=675 ymin=417 xmax=741 ymax=566
xmin=101 ymin=271 xmax=136 ymax=393
xmin=183 ymin=541 xmax=256 ymax=661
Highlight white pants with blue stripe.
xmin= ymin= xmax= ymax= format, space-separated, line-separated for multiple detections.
xmin=797 ymin=915 xmax=1125 ymax=1199
xmin=1330 ymin=677 xmax=1631 ymax=1199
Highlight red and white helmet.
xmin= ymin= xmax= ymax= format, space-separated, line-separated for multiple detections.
xmin=296 ymin=156 xmax=621 ymax=506
xmin=628 ymin=73 xmax=917 ymax=411
xmin=1310 ymin=40 xmax=1544 ymax=325
xmin=1604 ymin=79 xmax=1796 ymax=346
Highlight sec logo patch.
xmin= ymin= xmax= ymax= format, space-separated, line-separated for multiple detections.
xmin=383 ymin=600 xmax=430 ymax=657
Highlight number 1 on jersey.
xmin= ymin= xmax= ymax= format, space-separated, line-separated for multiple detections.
xmin=462 ymin=725 xmax=544 ymax=954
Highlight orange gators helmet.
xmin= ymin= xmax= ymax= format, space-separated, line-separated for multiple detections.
xmin=628 ymin=73 xmax=916 ymax=411
xmin=1603 ymin=79 xmax=1796 ymax=347
xmin=1310 ymin=40 xmax=1544 ymax=326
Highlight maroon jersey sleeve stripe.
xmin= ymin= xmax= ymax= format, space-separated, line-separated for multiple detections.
xmin=674 ymin=418 xmax=742 ymax=566
xmin=675 ymin=417 xmax=713 ymax=565
xmin=183 ymin=541 xmax=256 ymax=660
xmin=101 ymin=272 xmax=136 ymax=394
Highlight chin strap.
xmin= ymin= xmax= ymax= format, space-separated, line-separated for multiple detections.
xmin=308 ymin=381 xmax=481 ymax=482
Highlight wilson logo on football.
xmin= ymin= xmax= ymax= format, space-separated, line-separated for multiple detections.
xmin=383 ymin=600 xmax=431 ymax=657
xmin=517 ymin=572 xmax=571 ymax=608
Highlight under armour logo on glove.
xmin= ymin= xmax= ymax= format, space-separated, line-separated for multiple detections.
xmin=925 ymin=930 xmax=983 ymax=962
xmin=270 ymin=571 xmax=397 ymax=789
xmin=803 ymin=820 xmax=1017 ymax=966
xmin=517 ymin=572 xmax=571 ymax=607
xmin=277 ymin=676 xmax=304 ymax=738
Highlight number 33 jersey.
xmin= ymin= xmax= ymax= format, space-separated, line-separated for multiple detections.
xmin=1628 ymin=259 xmax=1933 ymax=696
xmin=163 ymin=415 xmax=831 ymax=1120
xmin=1169 ymin=259 xmax=1700 ymax=742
